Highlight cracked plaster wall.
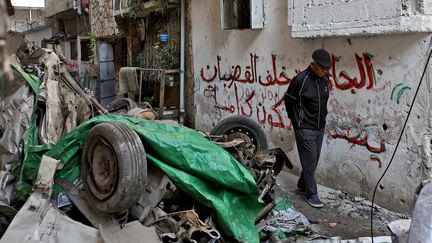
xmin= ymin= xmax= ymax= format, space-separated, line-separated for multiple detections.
xmin=191 ymin=0 xmax=432 ymax=213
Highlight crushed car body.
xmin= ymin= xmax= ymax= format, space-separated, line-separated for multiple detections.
xmin=0 ymin=32 xmax=299 ymax=243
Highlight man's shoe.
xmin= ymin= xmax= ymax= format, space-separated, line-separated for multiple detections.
xmin=306 ymin=194 xmax=324 ymax=208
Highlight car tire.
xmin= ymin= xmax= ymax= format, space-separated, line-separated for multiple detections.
xmin=210 ymin=115 xmax=268 ymax=151
xmin=81 ymin=122 xmax=147 ymax=213
xmin=105 ymin=98 xmax=138 ymax=115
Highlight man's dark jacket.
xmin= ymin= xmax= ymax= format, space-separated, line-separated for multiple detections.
xmin=284 ymin=66 xmax=330 ymax=130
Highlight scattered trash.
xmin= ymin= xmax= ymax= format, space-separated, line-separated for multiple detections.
xmin=388 ymin=219 xmax=410 ymax=243
xmin=328 ymin=222 xmax=337 ymax=229
xmin=0 ymin=31 xmax=401 ymax=243
xmin=257 ymin=197 xmax=312 ymax=241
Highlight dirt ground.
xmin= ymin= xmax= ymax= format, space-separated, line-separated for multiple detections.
xmin=275 ymin=170 xmax=409 ymax=239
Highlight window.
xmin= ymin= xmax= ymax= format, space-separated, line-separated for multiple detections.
xmin=220 ymin=0 xmax=264 ymax=30
xmin=71 ymin=40 xmax=77 ymax=60
xmin=80 ymin=39 xmax=91 ymax=62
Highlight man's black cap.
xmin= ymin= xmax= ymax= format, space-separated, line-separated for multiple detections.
xmin=312 ymin=49 xmax=331 ymax=68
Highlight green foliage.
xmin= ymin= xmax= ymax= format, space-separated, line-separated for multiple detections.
xmin=152 ymin=0 xmax=169 ymax=13
xmin=87 ymin=32 xmax=97 ymax=62
xmin=136 ymin=51 xmax=146 ymax=66
xmin=143 ymin=95 xmax=155 ymax=104
xmin=128 ymin=0 xmax=148 ymax=18
xmin=136 ymin=42 xmax=179 ymax=70
xmin=153 ymin=41 xmax=179 ymax=69
xmin=128 ymin=0 xmax=169 ymax=18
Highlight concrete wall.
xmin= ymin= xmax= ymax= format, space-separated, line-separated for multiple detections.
xmin=44 ymin=0 xmax=74 ymax=17
xmin=25 ymin=27 xmax=52 ymax=47
xmin=289 ymin=0 xmax=432 ymax=37
xmin=190 ymin=0 xmax=432 ymax=213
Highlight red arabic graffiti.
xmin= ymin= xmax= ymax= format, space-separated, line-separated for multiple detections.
xmin=268 ymin=94 xmax=286 ymax=128
xmin=330 ymin=53 xmax=376 ymax=93
xmin=329 ymin=128 xmax=385 ymax=153
xmin=200 ymin=52 xmax=379 ymax=130
xmin=370 ymin=155 xmax=382 ymax=169
xmin=200 ymin=53 xmax=291 ymax=87
xmin=240 ymin=90 xmax=255 ymax=117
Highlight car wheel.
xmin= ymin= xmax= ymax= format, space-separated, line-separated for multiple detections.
xmin=105 ymin=98 xmax=138 ymax=115
xmin=210 ymin=115 xmax=268 ymax=152
xmin=81 ymin=122 xmax=147 ymax=213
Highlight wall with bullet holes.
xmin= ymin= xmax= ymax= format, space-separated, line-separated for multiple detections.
xmin=190 ymin=0 xmax=432 ymax=213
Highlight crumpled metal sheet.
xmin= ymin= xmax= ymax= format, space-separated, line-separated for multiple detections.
xmin=20 ymin=115 xmax=263 ymax=242
xmin=0 ymin=81 xmax=33 ymax=166
xmin=0 ymin=156 xmax=102 ymax=243
xmin=257 ymin=197 xmax=310 ymax=236
xmin=0 ymin=81 xmax=34 ymax=205
xmin=8 ymin=35 xmax=92 ymax=145
xmin=408 ymin=180 xmax=432 ymax=242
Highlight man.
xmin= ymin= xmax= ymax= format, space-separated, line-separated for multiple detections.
xmin=284 ymin=49 xmax=331 ymax=208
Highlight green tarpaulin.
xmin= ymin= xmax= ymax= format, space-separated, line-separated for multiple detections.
xmin=15 ymin=67 xmax=264 ymax=242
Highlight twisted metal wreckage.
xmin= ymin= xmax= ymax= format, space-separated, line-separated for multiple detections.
xmin=0 ymin=31 xmax=309 ymax=243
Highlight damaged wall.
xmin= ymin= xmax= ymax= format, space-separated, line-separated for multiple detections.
xmin=190 ymin=0 xmax=432 ymax=213
xmin=288 ymin=0 xmax=432 ymax=38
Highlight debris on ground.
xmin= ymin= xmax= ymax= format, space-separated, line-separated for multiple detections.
xmin=388 ymin=179 xmax=432 ymax=243
xmin=0 ymin=31 xmax=414 ymax=243
xmin=320 ymin=189 xmax=409 ymax=227
xmin=256 ymin=197 xmax=313 ymax=241
xmin=328 ymin=222 xmax=337 ymax=229
xmin=0 ymin=32 xmax=306 ymax=242
xmin=388 ymin=219 xmax=410 ymax=243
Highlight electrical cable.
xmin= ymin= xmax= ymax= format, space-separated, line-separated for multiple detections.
xmin=370 ymin=39 xmax=432 ymax=242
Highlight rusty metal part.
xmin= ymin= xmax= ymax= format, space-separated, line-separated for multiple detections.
xmin=148 ymin=209 xmax=221 ymax=242
xmin=227 ymin=131 xmax=256 ymax=157
xmin=131 ymin=164 xmax=176 ymax=222
xmin=210 ymin=138 xmax=244 ymax=148
xmin=257 ymin=169 xmax=277 ymax=200
xmin=255 ymin=201 xmax=276 ymax=223
xmin=85 ymin=136 xmax=118 ymax=201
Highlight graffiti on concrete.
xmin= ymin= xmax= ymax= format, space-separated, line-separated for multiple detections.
xmin=391 ymin=83 xmax=411 ymax=104
xmin=329 ymin=128 xmax=386 ymax=153
xmin=327 ymin=93 xmax=406 ymax=168
xmin=200 ymin=53 xmax=291 ymax=87
xmin=330 ymin=53 xmax=376 ymax=94
xmin=370 ymin=154 xmax=382 ymax=169
xmin=200 ymin=52 xmax=381 ymax=130
xmin=200 ymin=53 xmax=294 ymax=129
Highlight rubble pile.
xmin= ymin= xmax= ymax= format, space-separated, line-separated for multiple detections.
xmin=0 ymin=32 xmax=310 ymax=243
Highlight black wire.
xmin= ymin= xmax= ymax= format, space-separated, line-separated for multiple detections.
xmin=370 ymin=40 xmax=432 ymax=242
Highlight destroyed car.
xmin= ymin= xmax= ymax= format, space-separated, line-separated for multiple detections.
xmin=0 ymin=32 xmax=293 ymax=242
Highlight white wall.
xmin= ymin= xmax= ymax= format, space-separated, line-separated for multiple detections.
xmin=25 ymin=27 xmax=51 ymax=47
xmin=191 ymin=0 xmax=432 ymax=213
xmin=288 ymin=0 xmax=432 ymax=37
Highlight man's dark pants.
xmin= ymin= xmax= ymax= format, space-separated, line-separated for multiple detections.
xmin=294 ymin=128 xmax=325 ymax=198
